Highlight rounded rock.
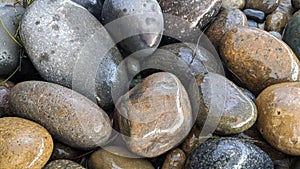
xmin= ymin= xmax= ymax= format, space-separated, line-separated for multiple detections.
xmin=8 ymin=81 xmax=112 ymax=150
xmin=0 ymin=117 xmax=53 ymax=168
xmin=71 ymin=0 xmax=103 ymax=20
xmin=50 ymin=142 xmax=81 ymax=161
xmin=162 ymin=148 xmax=186 ymax=169
xmin=243 ymin=9 xmax=266 ymax=23
xmin=44 ymin=160 xmax=84 ymax=169
xmin=269 ymin=31 xmax=282 ymax=39
xmin=276 ymin=0 xmax=296 ymax=19
xmin=245 ymin=0 xmax=279 ymax=14
xmin=265 ymin=11 xmax=288 ymax=33
xmin=222 ymin=0 xmax=245 ymax=9
xmin=283 ymin=16 xmax=300 ymax=60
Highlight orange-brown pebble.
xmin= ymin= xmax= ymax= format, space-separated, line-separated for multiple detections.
xmin=256 ymin=82 xmax=300 ymax=155
xmin=0 ymin=117 xmax=53 ymax=168
xmin=220 ymin=27 xmax=300 ymax=95
xmin=265 ymin=11 xmax=288 ymax=33
xmin=162 ymin=148 xmax=186 ymax=169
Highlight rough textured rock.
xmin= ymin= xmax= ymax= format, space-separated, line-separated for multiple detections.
xmin=0 ymin=5 xmax=24 ymax=76
xmin=283 ymin=16 xmax=300 ymax=60
xmin=222 ymin=0 xmax=245 ymax=9
xmin=243 ymin=9 xmax=266 ymax=23
xmin=0 ymin=80 xmax=14 ymax=117
xmin=245 ymin=0 xmax=279 ymax=14
xmin=162 ymin=149 xmax=186 ymax=169
xmin=20 ymin=0 xmax=127 ymax=110
xmin=44 ymin=160 xmax=85 ymax=169
xmin=256 ymin=82 xmax=300 ymax=155
xmin=88 ymin=146 xmax=154 ymax=169
xmin=265 ymin=11 xmax=288 ymax=33
xmin=9 ymin=81 xmax=112 ymax=150
xmin=50 ymin=142 xmax=81 ymax=161
xmin=220 ymin=27 xmax=300 ymax=95
xmin=0 ymin=117 xmax=53 ymax=168
xmin=117 ymin=72 xmax=192 ymax=157
xmin=186 ymin=137 xmax=273 ymax=169
xmin=181 ymin=126 xmax=202 ymax=155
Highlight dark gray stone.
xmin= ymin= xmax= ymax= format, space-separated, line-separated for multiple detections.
xmin=243 ymin=9 xmax=266 ymax=23
xmin=283 ymin=16 xmax=300 ymax=60
xmin=71 ymin=0 xmax=103 ymax=21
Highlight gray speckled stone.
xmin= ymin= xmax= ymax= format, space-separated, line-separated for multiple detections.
xmin=20 ymin=0 xmax=127 ymax=111
xmin=44 ymin=160 xmax=85 ymax=169
xmin=9 ymin=81 xmax=112 ymax=150
xmin=0 ymin=5 xmax=24 ymax=76
xmin=186 ymin=137 xmax=274 ymax=169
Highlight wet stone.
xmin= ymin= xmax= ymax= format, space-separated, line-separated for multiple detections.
xmin=0 ymin=117 xmax=53 ymax=168
xmin=117 ymin=72 xmax=192 ymax=157
xmin=283 ymin=16 xmax=300 ymax=60
xmin=8 ymin=81 xmax=112 ymax=150
xmin=243 ymin=9 xmax=266 ymax=23
xmin=162 ymin=148 xmax=186 ymax=169
xmin=186 ymin=137 xmax=273 ymax=169
xmin=71 ymin=0 xmax=102 ymax=21
xmin=292 ymin=0 xmax=300 ymax=9
xmin=0 ymin=80 xmax=14 ymax=117
xmin=248 ymin=19 xmax=258 ymax=27
xmin=206 ymin=9 xmax=248 ymax=49
xmin=222 ymin=0 xmax=245 ymax=9
xmin=245 ymin=0 xmax=279 ymax=14
xmin=256 ymin=82 xmax=300 ymax=155
xmin=44 ymin=160 xmax=85 ymax=169
xmin=88 ymin=146 xmax=154 ymax=169
xmin=220 ymin=27 xmax=300 ymax=95
xmin=50 ymin=142 xmax=82 ymax=161
xmin=265 ymin=11 xmax=288 ymax=33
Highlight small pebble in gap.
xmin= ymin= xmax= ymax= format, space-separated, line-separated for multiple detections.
xmin=265 ymin=11 xmax=288 ymax=33
xmin=243 ymin=9 xmax=266 ymax=23
xmin=293 ymin=10 xmax=300 ymax=17
xmin=239 ymin=87 xmax=256 ymax=101
xmin=222 ymin=0 xmax=245 ymax=9
xmin=44 ymin=160 xmax=85 ymax=169
xmin=181 ymin=126 xmax=203 ymax=155
xmin=283 ymin=16 xmax=300 ymax=60
xmin=162 ymin=149 xmax=186 ymax=169
xmin=0 ymin=79 xmax=14 ymax=117
xmin=50 ymin=142 xmax=82 ymax=161
xmin=256 ymin=82 xmax=300 ymax=155
xmin=292 ymin=0 xmax=300 ymax=9
xmin=269 ymin=31 xmax=282 ymax=39
xmin=126 ymin=57 xmax=141 ymax=77
xmin=0 ymin=117 xmax=53 ymax=168
xmin=186 ymin=137 xmax=273 ymax=169
xmin=245 ymin=0 xmax=280 ymax=14
xmin=71 ymin=0 xmax=103 ymax=21
xmin=248 ymin=19 xmax=258 ymax=27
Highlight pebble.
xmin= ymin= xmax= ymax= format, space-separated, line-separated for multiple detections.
xmin=162 ymin=149 xmax=186 ymax=169
xmin=101 ymin=0 xmax=163 ymax=58
xmin=222 ymin=0 xmax=245 ymax=9
xmin=117 ymin=72 xmax=192 ymax=157
xmin=0 ymin=5 xmax=24 ymax=76
xmin=20 ymin=0 xmax=127 ymax=110
xmin=50 ymin=142 xmax=81 ymax=161
xmin=44 ymin=160 xmax=85 ymax=169
xmin=269 ymin=31 xmax=282 ymax=39
xmin=239 ymin=87 xmax=256 ymax=101
xmin=265 ymin=11 xmax=288 ymax=33
xmin=276 ymin=0 xmax=296 ymax=19
xmin=243 ymin=9 xmax=266 ymax=23
xmin=292 ymin=0 xmax=300 ymax=9
xmin=0 ymin=117 xmax=53 ymax=168
xmin=0 ymin=79 xmax=14 ymax=117
xmin=220 ymin=27 xmax=300 ymax=95
xmin=293 ymin=9 xmax=300 ymax=17
xmin=8 ymin=81 xmax=112 ymax=150
xmin=196 ymin=73 xmax=257 ymax=135
xmin=71 ymin=0 xmax=102 ymax=21
xmin=283 ymin=16 xmax=300 ymax=60
xmin=245 ymin=0 xmax=280 ymax=14
xmin=248 ymin=19 xmax=258 ymax=27
xmin=206 ymin=9 xmax=248 ymax=49
xmin=256 ymin=82 xmax=300 ymax=155
xmin=186 ymin=137 xmax=273 ymax=169
xmin=88 ymin=146 xmax=154 ymax=169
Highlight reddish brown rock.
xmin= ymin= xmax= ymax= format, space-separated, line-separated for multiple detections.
xmin=162 ymin=148 xmax=186 ymax=169
xmin=220 ymin=27 xmax=300 ymax=95
xmin=265 ymin=11 xmax=288 ymax=33
xmin=256 ymin=82 xmax=300 ymax=155
xmin=0 ymin=117 xmax=53 ymax=168
xmin=117 ymin=72 xmax=192 ymax=157
xmin=245 ymin=0 xmax=279 ymax=14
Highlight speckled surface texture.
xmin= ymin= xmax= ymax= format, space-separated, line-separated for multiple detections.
xmin=162 ymin=148 xmax=186 ymax=169
xmin=222 ymin=0 xmax=245 ymax=9
xmin=8 ymin=81 xmax=112 ymax=150
xmin=186 ymin=137 xmax=274 ymax=169
xmin=265 ymin=11 xmax=288 ymax=33
xmin=256 ymin=82 xmax=300 ymax=155
xmin=0 ymin=117 xmax=53 ymax=168
xmin=220 ymin=27 xmax=300 ymax=95
xmin=245 ymin=0 xmax=279 ymax=14
xmin=44 ymin=159 xmax=85 ymax=169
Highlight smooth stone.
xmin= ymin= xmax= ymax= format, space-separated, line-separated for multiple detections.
xmin=248 ymin=19 xmax=258 ymax=27
xmin=256 ymin=82 xmax=300 ymax=155
xmin=71 ymin=0 xmax=102 ymax=21
xmin=283 ymin=16 xmax=300 ymax=61
xmin=276 ymin=0 xmax=296 ymax=19
xmin=220 ymin=27 xmax=300 ymax=95
xmin=186 ymin=137 xmax=273 ymax=169
xmin=44 ymin=160 xmax=85 ymax=169
xmin=222 ymin=0 xmax=245 ymax=9
xmin=159 ymin=0 xmax=222 ymax=29
xmin=245 ymin=0 xmax=279 ymax=14
xmin=239 ymin=87 xmax=256 ymax=101
xmin=258 ymin=22 xmax=265 ymax=30
xmin=101 ymin=0 xmax=163 ymax=58
xmin=117 ymin=72 xmax=192 ymax=157
xmin=265 ymin=11 xmax=288 ymax=32
xmin=181 ymin=126 xmax=203 ymax=155
xmin=8 ymin=81 xmax=112 ymax=150
xmin=293 ymin=9 xmax=300 ymax=17
xmin=206 ymin=9 xmax=248 ymax=49
xmin=243 ymin=9 xmax=266 ymax=23
xmin=20 ymin=0 xmax=127 ymax=110
xmin=0 ymin=117 xmax=53 ymax=168
xmin=88 ymin=146 xmax=154 ymax=169
xmin=0 ymin=79 xmax=14 ymax=117
xmin=126 ymin=57 xmax=141 ymax=77
xmin=162 ymin=149 xmax=186 ymax=169
xmin=196 ymin=73 xmax=257 ymax=135
xmin=0 ymin=5 xmax=24 ymax=76
xmin=292 ymin=0 xmax=300 ymax=9
xmin=269 ymin=31 xmax=282 ymax=39
xmin=50 ymin=142 xmax=81 ymax=161
xmin=0 ymin=0 xmax=17 ymax=3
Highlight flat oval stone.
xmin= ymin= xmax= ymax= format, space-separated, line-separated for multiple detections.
xmin=88 ymin=146 xmax=154 ymax=169
xmin=222 ymin=0 xmax=245 ymax=9
xmin=117 ymin=72 xmax=192 ymax=157
xmin=283 ymin=16 xmax=300 ymax=60
xmin=206 ymin=9 xmax=248 ymax=49
xmin=44 ymin=160 xmax=85 ymax=169
xmin=256 ymin=82 xmax=300 ymax=155
xmin=220 ymin=27 xmax=300 ymax=95
xmin=243 ymin=9 xmax=266 ymax=23
xmin=162 ymin=148 xmax=186 ymax=169
xmin=265 ymin=11 xmax=288 ymax=33
xmin=186 ymin=137 xmax=273 ymax=169
xmin=269 ymin=31 xmax=282 ymax=39
xmin=196 ymin=73 xmax=257 ymax=135
xmin=8 ymin=81 xmax=112 ymax=150
xmin=50 ymin=142 xmax=81 ymax=161
xmin=0 ymin=117 xmax=53 ymax=168
xmin=245 ymin=0 xmax=279 ymax=14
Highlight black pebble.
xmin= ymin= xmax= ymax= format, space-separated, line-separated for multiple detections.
xmin=244 ymin=9 xmax=266 ymax=23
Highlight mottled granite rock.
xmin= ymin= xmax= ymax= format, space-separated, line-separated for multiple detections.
xmin=44 ymin=160 xmax=85 ymax=169
xmin=265 ymin=11 xmax=288 ymax=33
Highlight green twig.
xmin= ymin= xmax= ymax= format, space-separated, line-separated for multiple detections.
xmin=0 ymin=18 xmax=23 ymax=48
xmin=0 ymin=66 xmax=20 ymax=86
